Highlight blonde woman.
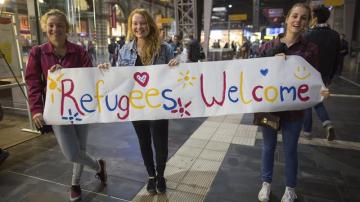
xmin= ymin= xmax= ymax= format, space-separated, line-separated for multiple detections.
xmin=99 ymin=8 xmax=178 ymax=194
xmin=25 ymin=9 xmax=106 ymax=202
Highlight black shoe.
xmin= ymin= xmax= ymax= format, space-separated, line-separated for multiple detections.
xmin=95 ymin=159 xmax=107 ymax=185
xmin=326 ymin=126 xmax=335 ymax=141
xmin=0 ymin=149 xmax=9 ymax=165
xmin=146 ymin=177 xmax=157 ymax=194
xmin=70 ymin=185 xmax=81 ymax=202
xmin=156 ymin=176 xmax=166 ymax=194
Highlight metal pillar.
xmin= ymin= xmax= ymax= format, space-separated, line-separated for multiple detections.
xmin=203 ymin=0 xmax=212 ymax=57
xmin=253 ymin=0 xmax=259 ymax=31
xmin=174 ymin=0 xmax=197 ymax=38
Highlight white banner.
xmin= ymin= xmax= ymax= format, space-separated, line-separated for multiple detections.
xmin=44 ymin=56 xmax=324 ymax=125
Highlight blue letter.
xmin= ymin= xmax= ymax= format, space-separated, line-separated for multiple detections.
xmin=105 ymin=94 xmax=119 ymax=111
xmin=80 ymin=94 xmax=95 ymax=113
xmin=228 ymin=86 xmax=239 ymax=103
xmin=162 ymin=89 xmax=177 ymax=110
xmin=280 ymin=86 xmax=296 ymax=101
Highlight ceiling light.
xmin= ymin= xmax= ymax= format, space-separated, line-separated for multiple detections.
xmin=228 ymin=4 xmax=232 ymax=8
xmin=212 ymin=7 xmax=227 ymax=12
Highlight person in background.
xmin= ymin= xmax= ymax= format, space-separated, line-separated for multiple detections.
xmin=231 ymin=41 xmax=237 ymax=53
xmin=187 ymin=33 xmax=202 ymax=62
xmin=25 ymin=9 xmax=107 ymax=202
xmin=240 ymin=39 xmax=251 ymax=59
xmin=169 ymin=34 xmax=183 ymax=56
xmin=159 ymin=27 xmax=166 ymax=42
xmin=87 ymin=40 xmax=96 ymax=64
xmin=108 ymin=37 xmax=117 ymax=65
xmin=302 ymin=5 xmax=340 ymax=141
xmin=98 ymin=8 xmax=178 ymax=194
xmin=212 ymin=39 xmax=221 ymax=48
xmin=111 ymin=36 xmax=126 ymax=66
xmin=117 ymin=35 xmax=126 ymax=50
xmin=255 ymin=3 xmax=329 ymax=202
xmin=337 ymin=33 xmax=349 ymax=75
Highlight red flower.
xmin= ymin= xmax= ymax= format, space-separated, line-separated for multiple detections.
xmin=171 ymin=98 xmax=192 ymax=117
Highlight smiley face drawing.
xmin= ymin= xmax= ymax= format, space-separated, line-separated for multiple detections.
xmin=294 ymin=66 xmax=311 ymax=80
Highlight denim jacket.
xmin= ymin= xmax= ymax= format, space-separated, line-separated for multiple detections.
xmin=116 ymin=40 xmax=174 ymax=66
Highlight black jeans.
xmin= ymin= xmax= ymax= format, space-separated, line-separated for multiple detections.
xmin=132 ymin=119 xmax=169 ymax=177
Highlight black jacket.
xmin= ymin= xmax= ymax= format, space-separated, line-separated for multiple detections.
xmin=188 ymin=39 xmax=201 ymax=62
xmin=304 ymin=25 xmax=340 ymax=84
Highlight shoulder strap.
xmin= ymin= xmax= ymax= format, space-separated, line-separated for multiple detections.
xmin=34 ymin=45 xmax=46 ymax=86
xmin=35 ymin=45 xmax=41 ymax=69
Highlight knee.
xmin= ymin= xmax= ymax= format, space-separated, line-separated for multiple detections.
xmin=156 ymin=149 xmax=168 ymax=159
xmin=263 ymin=142 xmax=276 ymax=153
xmin=64 ymin=150 xmax=83 ymax=162
xmin=138 ymin=140 xmax=152 ymax=149
xmin=285 ymin=148 xmax=298 ymax=159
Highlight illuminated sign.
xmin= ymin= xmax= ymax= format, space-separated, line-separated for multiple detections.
xmin=229 ymin=14 xmax=247 ymax=21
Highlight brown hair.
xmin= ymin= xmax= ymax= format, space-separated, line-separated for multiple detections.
xmin=40 ymin=9 xmax=70 ymax=33
xmin=284 ymin=3 xmax=311 ymax=34
xmin=126 ymin=9 xmax=161 ymax=65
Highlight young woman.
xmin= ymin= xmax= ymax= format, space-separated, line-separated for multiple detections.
xmin=255 ymin=3 xmax=329 ymax=202
xmin=25 ymin=9 xmax=106 ymax=202
xmin=99 ymin=8 xmax=178 ymax=194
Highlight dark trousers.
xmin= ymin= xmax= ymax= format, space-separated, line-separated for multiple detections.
xmin=132 ymin=120 xmax=169 ymax=177
xmin=337 ymin=56 xmax=345 ymax=75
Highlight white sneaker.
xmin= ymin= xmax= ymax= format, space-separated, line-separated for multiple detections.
xmin=258 ymin=182 xmax=271 ymax=202
xmin=301 ymin=131 xmax=312 ymax=140
xmin=281 ymin=187 xmax=297 ymax=202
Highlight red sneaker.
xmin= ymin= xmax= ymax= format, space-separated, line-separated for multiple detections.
xmin=70 ymin=185 xmax=81 ymax=202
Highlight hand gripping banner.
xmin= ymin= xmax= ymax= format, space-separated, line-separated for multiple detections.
xmin=44 ymin=56 xmax=324 ymax=125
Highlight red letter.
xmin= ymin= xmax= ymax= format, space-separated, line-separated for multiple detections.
xmin=117 ymin=95 xmax=129 ymax=120
xmin=61 ymin=79 xmax=84 ymax=116
xmin=200 ymin=71 xmax=227 ymax=107
xmin=252 ymin=85 xmax=263 ymax=102
xmin=297 ymin=84 xmax=310 ymax=101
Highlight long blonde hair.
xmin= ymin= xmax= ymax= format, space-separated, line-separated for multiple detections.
xmin=126 ymin=9 xmax=161 ymax=65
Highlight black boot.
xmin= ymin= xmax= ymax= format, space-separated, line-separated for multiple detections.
xmin=146 ymin=176 xmax=157 ymax=194
xmin=156 ymin=176 xmax=166 ymax=194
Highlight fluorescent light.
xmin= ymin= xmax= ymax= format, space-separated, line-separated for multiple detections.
xmin=211 ymin=16 xmax=220 ymax=19
xmin=212 ymin=7 xmax=227 ymax=12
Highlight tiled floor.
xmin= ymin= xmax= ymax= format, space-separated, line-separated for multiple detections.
xmin=0 ymin=77 xmax=360 ymax=202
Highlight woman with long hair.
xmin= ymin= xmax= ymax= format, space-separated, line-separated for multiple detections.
xmin=255 ymin=3 xmax=329 ymax=202
xmin=99 ymin=8 xmax=178 ymax=194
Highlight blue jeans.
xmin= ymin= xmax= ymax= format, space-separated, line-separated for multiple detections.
xmin=52 ymin=125 xmax=99 ymax=185
xmin=261 ymin=118 xmax=303 ymax=188
xmin=303 ymin=102 xmax=331 ymax=133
